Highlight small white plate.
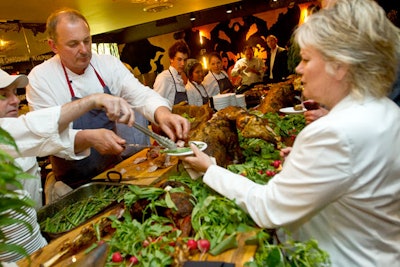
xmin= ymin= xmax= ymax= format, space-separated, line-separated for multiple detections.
xmin=163 ymin=141 xmax=207 ymax=156
xmin=279 ymin=107 xmax=306 ymax=114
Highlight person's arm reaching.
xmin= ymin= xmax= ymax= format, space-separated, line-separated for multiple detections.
xmin=58 ymin=93 xmax=134 ymax=132
xmin=58 ymin=93 xmax=135 ymax=155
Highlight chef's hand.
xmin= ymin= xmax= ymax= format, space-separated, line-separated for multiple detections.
xmin=154 ymin=106 xmax=190 ymax=141
xmin=90 ymin=93 xmax=135 ymax=127
xmin=180 ymin=143 xmax=213 ymax=173
xmin=75 ymin=129 xmax=126 ymax=155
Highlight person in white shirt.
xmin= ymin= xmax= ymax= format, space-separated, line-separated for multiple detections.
xmin=203 ymin=52 xmax=235 ymax=96
xmin=27 ymin=8 xmax=190 ymax=189
xmin=181 ymin=0 xmax=400 ymax=266
xmin=231 ymin=45 xmax=265 ymax=86
xmin=0 ymin=69 xmax=135 ymax=209
xmin=185 ymin=59 xmax=210 ymax=106
xmin=153 ymin=40 xmax=190 ymax=107
xmin=264 ymin=35 xmax=288 ymax=83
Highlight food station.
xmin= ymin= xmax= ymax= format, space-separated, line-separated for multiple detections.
xmin=0 ymin=0 xmax=397 ymax=265
xmin=11 ymin=75 xmax=330 ymax=267
xmin=16 ymin=149 xmax=259 ymax=267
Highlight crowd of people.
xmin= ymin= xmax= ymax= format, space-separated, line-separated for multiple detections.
xmin=151 ymin=39 xmax=289 ymax=109
xmin=1 ymin=0 xmax=400 ymax=265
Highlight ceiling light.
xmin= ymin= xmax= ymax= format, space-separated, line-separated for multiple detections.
xmin=143 ymin=0 xmax=173 ymax=12
xmin=190 ymin=13 xmax=196 ymax=21
xmin=226 ymin=8 xmax=233 ymax=14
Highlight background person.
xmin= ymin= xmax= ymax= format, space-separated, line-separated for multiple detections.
xmin=153 ymin=40 xmax=190 ymax=106
xmin=203 ymin=52 xmax=235 ymax=96
xmin=221 ymin=51 xmax=240 ymax=87
xmin=181 ymin=0 xmax=400 ymax=266
xmin=264 ymin=35 xmax=289 ymax=83
xmin=26 ymin=8 xmax=190 ymax=190
xmin=185 ymin=59 xmax=210 ymax=106
xmin=231 ymin=45 xmax=265 ymax=86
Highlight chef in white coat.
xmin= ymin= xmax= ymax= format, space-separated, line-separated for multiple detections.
xmin=0 ymin=69 xmax=135 ymax=209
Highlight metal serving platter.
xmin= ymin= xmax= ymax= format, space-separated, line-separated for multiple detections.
xmin=37 ymin=182 xmax=129 ymax=240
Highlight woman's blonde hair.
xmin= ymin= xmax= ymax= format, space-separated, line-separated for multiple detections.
xmin=295 ymin=0 xmax=400 ymax=99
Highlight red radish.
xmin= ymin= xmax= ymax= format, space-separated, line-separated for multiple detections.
xmin=272 ymin=160 xmax=281 ymax=169
xmin=142 ymin=240 xmax=150 ymax=247
xmin=266 ymin=170 xmax=275 ymax=177
xmin=187 ymin=239 xmax=197 ymax=250
xmin=111 ymin=252 xmax=123 ymax=262
xmin=197 ymin=239 xmax=210 ymax=253
xmin=129 ymin=256 xmax=139 ymax=265
xmin=153 ymin=236 xmax=162 ymax=243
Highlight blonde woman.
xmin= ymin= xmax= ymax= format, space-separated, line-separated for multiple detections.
xmin=181 ymin=0 xmax=400 ymax=265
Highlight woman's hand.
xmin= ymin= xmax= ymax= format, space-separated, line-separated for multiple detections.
xmin=304 ymin=106 xmax=329 ymax=124
xmin=180 ymin=143 xmax=213 ymax=173
xmin=280 ymin=147 xmax=292 ymax=159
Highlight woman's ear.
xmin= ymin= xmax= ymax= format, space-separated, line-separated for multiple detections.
xmin=333 ymin=62 xmax=348 ymax=81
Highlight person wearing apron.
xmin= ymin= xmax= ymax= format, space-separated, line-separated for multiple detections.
xmin=168 ymin=69 xmax=188 ymax=105
xmin=211 ymin=71 xmax=235 ymax=94
xmin=27 ymin=9 xmax=190 ymax=193
xmin=154 ymin=40 xmax=190 ymax=107
xmin=185 ymin=59 xmax=210 ymax=106
xmin=50 ymin=63 xmax=122 ymax=189
xmin=203 ymin=52 xmax=236 ymax=97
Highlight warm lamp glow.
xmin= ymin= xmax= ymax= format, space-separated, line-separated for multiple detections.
xmin=199 ymin=31 xmax=203 ymax=45
xmin=202 ymin=56 xmax=207 ymax=70
xmin=299 ymin=7 xmax=309 ymax=24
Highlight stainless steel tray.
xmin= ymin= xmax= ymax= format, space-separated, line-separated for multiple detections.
xmin=37 ymin=182 xmax=128 ymax=240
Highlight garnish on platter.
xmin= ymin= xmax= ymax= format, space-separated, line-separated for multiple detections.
xmin=161 ymin=141 xmax=207 ymax=156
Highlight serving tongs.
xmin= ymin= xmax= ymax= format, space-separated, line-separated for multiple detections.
xmin=132 ymin=122 xmax=177 ymax=150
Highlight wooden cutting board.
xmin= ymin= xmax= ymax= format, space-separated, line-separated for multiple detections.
xmin=92 ymin=148 xmax=179 ymax=186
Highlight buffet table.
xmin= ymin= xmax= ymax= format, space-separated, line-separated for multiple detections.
xmin=17 ymin=149 xmax=257 ymax=267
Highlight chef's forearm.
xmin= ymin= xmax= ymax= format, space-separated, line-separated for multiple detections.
xmin=58 ymin=96 xmax=96 ymax=132
xmin=73 ymin=130 xmax=92 ymax=154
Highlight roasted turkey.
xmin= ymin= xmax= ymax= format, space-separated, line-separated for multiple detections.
xmin=171 ymin=78 xmax=299 ymax=167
